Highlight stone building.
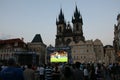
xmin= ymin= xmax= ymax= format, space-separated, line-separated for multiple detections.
xmin=94 ymin=39 xmax=104 ymax=63
xmin=113 ymin=13 xmax=120 ymax=62
xmin=27 ymin=34 xmax=46 ymax=64
xmin=104 ymin=45 xmax=115 ymax=65
xmin=69 ymin=39 xmax=104 ymax=63
xmin=69 ymin=40 xmax=95 ymax=63
xmin=55 ymin=6 xmax=104 ymax=63
xmin=0 ymin=38 xmax=26 ymax=63
xmin=0 ymin=35 xmax=46 ymax=65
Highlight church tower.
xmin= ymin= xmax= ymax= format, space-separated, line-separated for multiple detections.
xmin=55 ymin=6 xmax=85 ymax=47
xmin=55 ymin=8 xmax=66 ymax=47
xmin=72 ymin=6 xmax=85 ymax=43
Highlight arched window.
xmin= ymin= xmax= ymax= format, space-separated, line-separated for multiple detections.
xmin=76 ymin=24 xmax=79 ymax=31
xmin=66 ymin=39 xmax=71 ymax=45
xmin=59 ymin=26 xmax=62 ymax=32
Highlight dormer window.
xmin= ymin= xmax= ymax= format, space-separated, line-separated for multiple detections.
xmin=14 ymin=42 xmax=18 ymax=46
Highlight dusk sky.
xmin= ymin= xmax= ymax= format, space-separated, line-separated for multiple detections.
xmin=0 ymin=0 xmax=120 ymax=46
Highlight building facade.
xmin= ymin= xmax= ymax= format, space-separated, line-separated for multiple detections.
xmin=69 ymin=39 xmax=104 ymax=63
xmin=0 ymin=34 xmax=46 ymax=65
xmin=104 ymin=45 xmax=115 ymax=65
xmin=27 ymin=34 xmax=46 ymax=64
xmin=113 ymin=13 xmax=120 ymax=62
xmin=55 ymin=6 xmax=104 ymax=63
xmin=0 ymin=38 xmax=26 ymax=63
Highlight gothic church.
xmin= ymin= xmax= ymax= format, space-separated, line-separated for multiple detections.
xmin=55 ymin=6 xmax=85 ymax=47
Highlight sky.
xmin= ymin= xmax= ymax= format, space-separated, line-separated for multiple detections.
xmin=0 ymin=0 xmax=120 ymax=46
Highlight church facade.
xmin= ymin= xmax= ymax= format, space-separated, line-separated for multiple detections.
xmin=55 ymin=6 xmax=104 ymax=63
xmin=55 ymin=6 xmax=85 ymax=47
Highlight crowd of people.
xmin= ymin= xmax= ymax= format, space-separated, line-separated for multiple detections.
xmin=0 ymin=58 xmax=120 ymax=80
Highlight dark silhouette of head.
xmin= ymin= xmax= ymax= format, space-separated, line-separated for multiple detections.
xmin=7 ymin=58 xmax=16 ymax=66
xmin=63 ymin=66 xmax=73 ymax=77
xmin=75 ymin=62 xmax=80 ymax=69
xmin=27 ymin=64 xmax=32 ymax=69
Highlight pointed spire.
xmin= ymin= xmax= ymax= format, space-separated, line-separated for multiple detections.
xmin=75 ymin=5 xmax=79 ymax=14
xmin=72 ymin=5 xmax=83 ymax=24
xmin=74 ymin=5 xmax=80 ymax=19
xmin=56 ymin=8 xmax=66 ymax=25
xmin=59 ymin=8 xmax=64 ymax=21
xmin=56 ymin=17 xmax=58 ymax=24
xmin=60 ymin=8 xmax=63 ymax=15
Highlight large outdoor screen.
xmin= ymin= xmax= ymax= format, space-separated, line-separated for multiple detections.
xmin=50 ymin=50 xmax=68 ymax=62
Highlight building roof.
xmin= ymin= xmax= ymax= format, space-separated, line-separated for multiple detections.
xmin=31 ymin=34 xmax=43 ymax=43
xmin=0 ymin=38 xmax=26 ymax=48
xmin=0 ymin=38 xmax=25 ymax=44
xmin=104 ymin=45 xmax=113 ymax=48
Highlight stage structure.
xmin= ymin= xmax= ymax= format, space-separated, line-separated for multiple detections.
xmin=14 ymin=51 xmax=39 ymax=65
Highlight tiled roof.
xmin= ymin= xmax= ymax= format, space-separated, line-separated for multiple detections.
xmin=31 ymin=34 xmax=43 ymax=43
xmin=0 ymin=38 xmax=24 ymax=44
xmin=0 ymin=38 xmax=26 ymax=48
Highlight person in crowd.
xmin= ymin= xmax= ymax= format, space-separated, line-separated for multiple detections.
xmin=111 ymin=63 xmax=116 ymax=80
xmin=52 ymin=64 xmax=61 ymax=80
xmin=60 ymin=65 xmax=74 ymax=80
xmin=83 ymin=65 xmax=89 ymax=80
xmin=115 ymin=63 xmax=120 ymax=80
xmin=39 ymin=64 xmax=45 ymax=80
xmin=101 ymin=64 xmax=107 ymax=80
xmin=110 ymin=63 xmax=120 ymax=80
xmin=0 ymin=58 xmax=24 ymax=80
xmin=73 ymin=62 xmax=84 ymax=80
xmin=23 ymin=64 xmax=35 ymax=80
xmin=96 ymin=64 xmax=104 ymax=80
xmin=89 ymin=64 xmax=96 ymax=80
xmin=44 ymin=63 xmax=53 ymax=80
xmin=107 ymin=63 xmax=113 ymax=79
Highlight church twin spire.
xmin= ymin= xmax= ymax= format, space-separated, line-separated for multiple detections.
xmin=56 ymin=6 xmax=83 ymax=25
xmin=55 ymin=6 xmax=85 ymax=46
xmin=56 ymin=8 xmax=66 ymax=25
xmin=72 ymin=6 xmax=83 ymax=25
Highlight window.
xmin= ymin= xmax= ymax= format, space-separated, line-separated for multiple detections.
xmin=81 ymin=56 xmax=82 ymax=59
xmin=77 ymin=56 xmax=78 ymax=59
xmin=59 ymin=26 xmax=62 ymax=32
xmin=66 ymin=39 xmax=71 ymax=45
xmin=84 ymin=56 xmax=86 ymax=59
xmin=87 ymin=49 xmax=89 ymax=52
xmin=74 ymin=56 xmax=76 ymax=59
xmin=76 ymin=24 xmax=79 ymax=31
xmin=99 ymin=50 xmax=101 ymax=52
xmin=73 ymin=50 xmax=76 ymax=53
xmin=14 ymin=42 xmax=18 ymax=46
